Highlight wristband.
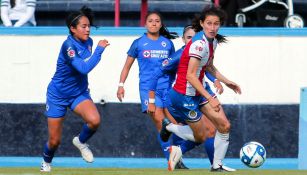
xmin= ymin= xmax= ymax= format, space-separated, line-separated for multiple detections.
xmin=149 ymin=98 xmax=155 ymax=104
xmin=118 ymin=82 xmax=124 ymax=87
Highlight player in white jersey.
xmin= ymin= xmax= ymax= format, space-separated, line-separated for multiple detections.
xmin=162 ymin=6 xmax=241 ymax=172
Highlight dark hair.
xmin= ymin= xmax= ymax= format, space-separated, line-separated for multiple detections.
xmin=10 ymin=0 xmax=15 ymax=8
xmin=191 ymin=6 xmax=227 ymax=43
xmin=145 ymin=11 xmax=179 ymax=40
xmin=182 ymin=25 xmax=194 ymax=36
xmin=66 ymin=6 xmax=94 ymax=35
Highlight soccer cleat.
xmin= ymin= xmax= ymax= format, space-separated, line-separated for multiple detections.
xmin=175 ymin=158 xmax=189 ymax=170
xmin=168 ymin=146 xmax=182 ymax=171
xmin=40 ymin=161 xmax=51 ymax=172
xmin=160 ymin=118 xmax=172 ymax=142
xmin=210 ymin=164 xmax=236 ymax=172
xmin=72 ymin=136 xmax=94 ymax=163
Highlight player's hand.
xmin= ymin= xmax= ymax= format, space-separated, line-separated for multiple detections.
xmin=98 ymin=39 xmax=110 ymax=48
xmin=208 ymin=97 xmax=220 ymax=112
xmin=214 ymin=79 xmax=224 ymax=95
xmin=117 ymin=87 xmax=125 ymax=102
xmin=147 ymin=103 xmax=156 ymax=115
xmin=225 ymin=81 xmax=242 ymax=94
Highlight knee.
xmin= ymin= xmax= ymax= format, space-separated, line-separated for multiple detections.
xmin=206 ymin=127 xmax=216 ymax=138
xmin=48 ymin=138 xmax=61 ymax=149
xmin=218 ymin=121 xmax=231 ymax=134
xmin=194 ymin=132 xmax=207 ymax=143
xmin=87 ymin=116 xmax=101 ymax=130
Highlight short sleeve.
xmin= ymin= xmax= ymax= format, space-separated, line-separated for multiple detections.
xmin=189 ymin=40 xmax=207 ymax=60
xmin=127 ymin=39 xmax=138 ymax=58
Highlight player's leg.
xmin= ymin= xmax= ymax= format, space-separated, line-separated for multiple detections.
xmin=71 ymin=92 xmax=100 ymax=163
xmin=41 ymin=96 xmax=67 ymax=172
xmin=200 ymin=101 xmax=235 ymax=172
xmin=164 ymin=107 xmax=189 ymax=170
xmin=202 ymin=114 xmax=216 ymax=165
xmin=41 ymin=117 xmax=64 ymax=172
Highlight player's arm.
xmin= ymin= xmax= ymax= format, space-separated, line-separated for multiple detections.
xmin=206 ymin=60 xmax=241 ymax=94
xmin=0 ymin=0 xmax=12 ymax=27
xmin=117 ymin=56 xmax=135 ymax=102
xmin=205 ymin=71 xmax=223 ymax=94
xmin=69 ymin=40 xmax=109 ymax=74
xmin=187 ymin=57 xmax=220 ymax=112
xmin=13 ymin=0 xmax=36 ymax=27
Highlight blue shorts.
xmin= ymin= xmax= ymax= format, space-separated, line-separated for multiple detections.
xmin=139 ymin=88 xmax=168 ymax=113
xmin=168 ymin=83 xmax=215 ymax=123
xmin=45 ymin=90 xmax=92 ymax=118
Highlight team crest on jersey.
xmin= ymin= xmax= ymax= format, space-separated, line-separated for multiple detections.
xmin=67 ymin=49 xmax=75 ymax=58
xmin=143 ymin=50 xmax=151 ymax=58
xmin=161 ymin=41 xmax=167 ymax=47
xmin=144 ymin=99 xmax=149 ymax=106
xmin=46 ymin=104 xmax=49 ymax=111
xmin=88 ymin=45 xmax=92 ymax=52
xmin=188 ymin=110 xmax=197 ymax=119
xmin=162 ymin=59 xmax=169 ymax=67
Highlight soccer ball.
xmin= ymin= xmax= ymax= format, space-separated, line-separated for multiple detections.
xmin=240 ymin=141 xmax=266 ymax=168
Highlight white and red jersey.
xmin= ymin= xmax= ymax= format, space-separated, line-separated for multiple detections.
xmin=173 ymin=31 xmax=218 ymax=96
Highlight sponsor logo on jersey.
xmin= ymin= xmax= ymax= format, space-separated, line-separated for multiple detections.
xmin=195 ymin=46 xmax=203 ymax=52
xmin=188 ymin=110 xmax=197 ymax=119
xmin=143 ymin=50 xmax=151 ymax=58
xmin=161 ymin=41 xmax=167 ymax=47
xmin=143 ymin=43 xmax=148 ymax=46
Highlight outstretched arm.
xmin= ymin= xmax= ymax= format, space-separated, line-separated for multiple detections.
xmin=117 ymin=56 xmax=135 ymax=102
xmin=71 ymin=40 xmax=109 ymax=74
xmin=206 ymin=60 xmax=241 ymax=94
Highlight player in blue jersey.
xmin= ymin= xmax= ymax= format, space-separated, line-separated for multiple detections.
xmin=116 ymin=11 xmax=189 ymax=169
xmin=40 ymin=6 xmax=110 ymax=172
xmin=160 ymin=7 xmax=241 ymax=172
xmin=148 ymin=25 xmax=223 ymax=169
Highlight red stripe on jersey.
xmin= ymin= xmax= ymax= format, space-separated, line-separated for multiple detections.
xmin=173 ymin=40 xmax=192 ymax=95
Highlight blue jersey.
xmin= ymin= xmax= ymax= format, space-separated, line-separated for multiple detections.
xmin=48 ymin=35 xmax=105 ymax=98
xmin=149 ymin=46 xmax=217 ymax=92
xmin=127 ymin=34 xmax=175 ymax=90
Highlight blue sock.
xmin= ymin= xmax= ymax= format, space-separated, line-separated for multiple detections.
xmin=79 ymin=124 xmax=96 ymax=143
xmin=179 ymin=140 xmax=201 ymax=154
xmin=157 ymin=134 xmax=171 ymax=160
xmin=43 ymin=143 xmax=56 ymax=163
xmin=204 ymin=137 xmax=214 ymax=165
xmin=172 ymin=134 xmax=185 ymax=146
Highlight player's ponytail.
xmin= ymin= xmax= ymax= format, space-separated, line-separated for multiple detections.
xmin=159 ymin=24 xmax=179 ymax=39
xmin=192 ymin=6 xmax=227 ymax=43
xmin=145 ymin=11 xmax=179 ymax=40
xmin=66 ymin=6 xmax=95 ymax=35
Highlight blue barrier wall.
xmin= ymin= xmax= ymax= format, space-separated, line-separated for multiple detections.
xmin=299 ymin=88 xmax=307 ymax=169
xmin=0 ymin=103 xmax=299 ymax=158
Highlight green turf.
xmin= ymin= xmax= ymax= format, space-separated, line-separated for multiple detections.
xmin=1 ymin=168 xmax=307 ymax=175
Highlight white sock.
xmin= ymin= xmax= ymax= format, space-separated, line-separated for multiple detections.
xmin=213 ymin=131 xmax=229 ymax=168
xmin=166 ymin=123 xmax=195 ymax=142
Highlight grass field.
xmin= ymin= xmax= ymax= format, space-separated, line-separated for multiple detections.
xmin=1 ymin=168 xmax=307 ymax=175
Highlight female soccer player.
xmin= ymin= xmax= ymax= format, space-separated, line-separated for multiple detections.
xmin=148 ymin=25 xmax=223 ymax=167
xmin=40 ymin=6 xmax=110 ymax=172
xmin=163 ymin=7 xmax=241 ymax=171
xmin=116 ymin=11 xmax=188 ymax=168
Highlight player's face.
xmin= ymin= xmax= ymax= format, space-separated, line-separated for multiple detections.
xmin=145 ymin=13 xmax=162 ymax=34
xmin=182 ymin=28 xmax=195 ymax=45
xmin=71 ymin=16 xmax=90 ymax=42
xmin=200 ymin=15 xmax=221 ymax=39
